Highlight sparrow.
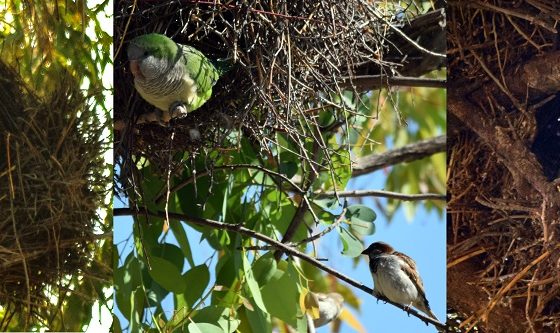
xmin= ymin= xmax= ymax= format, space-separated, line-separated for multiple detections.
xmin=311 ymin=292 xmax=344 ymax=328
xmin=361 ymin=241 xmax=439 ymax=320
xmin=290 ymin=292 xmax=344 ymax=333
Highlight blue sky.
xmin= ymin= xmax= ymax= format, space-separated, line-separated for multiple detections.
xmin=114 ymin=166 xmax=446 ymax=333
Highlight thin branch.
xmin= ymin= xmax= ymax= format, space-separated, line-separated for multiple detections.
xmin=316 ymin=189 xmax=446 ymax=201
xmin=114 ymin=207 xmax=446 ymax=330
xmin=339 ymin=75 xmax=446 ymax=91
xmin=462 ymin=1 xmax=557 ymax=33
xmin=365 ymin=6 xmax=447 ymax=59
xmin=295 ymin=208 xmax=347 ymax=246
xmin=353 ymin=135 xmax=446 ymax=176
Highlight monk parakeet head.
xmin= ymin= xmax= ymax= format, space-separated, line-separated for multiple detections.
xmin=127 ymin=33 xmax=221 ymax=122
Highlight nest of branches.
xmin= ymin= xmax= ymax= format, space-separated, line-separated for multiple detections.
xmin=0 ymin=61 xmax=108 ymax=328
xmin=447 ymin=1 xmax=560 ymax=332
xmin=114 ymin=0 xmax=446 ymax=187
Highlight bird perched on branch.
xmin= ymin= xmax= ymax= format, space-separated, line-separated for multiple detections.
xmin=290 ymin=292 xmax=344 ymax=333
xmin=127 ymin=33 xmax=225 ymax=125
xmin=361 ymin=241 xmax=439 ymax=320
xmin=311 ymin=292 xmax=344 ymax=328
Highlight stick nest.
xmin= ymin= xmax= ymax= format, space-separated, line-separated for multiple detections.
xmin=114 ymin=0 xmax=446 ymax=187
xmin=0 ymin=61 xmax=109 ymax=327
xmin=447 ymin=1 xmax=560 ymax=332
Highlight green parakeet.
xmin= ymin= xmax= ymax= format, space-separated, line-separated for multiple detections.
xmin=127 ymin=33 xmax=221 ymax=123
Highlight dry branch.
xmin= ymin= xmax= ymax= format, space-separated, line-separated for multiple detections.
xmin=353 ymin=135 xmax=446 ymax=176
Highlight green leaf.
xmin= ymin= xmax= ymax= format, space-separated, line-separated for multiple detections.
xmin=213 ymin=252 xmax=243 ymax=308
xmin=337 ymin=226 xmax=364 ymax=257
xmin=176 ymin=164 xmax=229 ymax=221
xmin=345 ymin=204 xmax=376 ymax=235
xmin=134 ymin=215 xmax=162 ymax=251
xmin=130 ymin=287 xmax=144 ymax=333
xmin=112 ymin=315 xmax=123 ymax=333
xmin=148 ymin=256 xmax=186 ymax=293
xmin=188 ymin=322 xmax=203 ymax=333
xmin=318 ymin=108 xmax=336 ymax=127
xmin=252 ymin=253 xmax=277 ymax=286
xmin=192 ymin=306 xmax=240 ymax=333
xmin=315 ymin=147 xmax=352 ymax=192
xmin=261 ymin=265 xmax=300 ymax=327
xmin=312 ymin=197 xmax=342 ymax=213
xmin=188 ymin=322 xmax=224 ymax=333
xmin=139 ymin=164 xmax=166 ymax=210
xmin=240 ymin=304 xmax=272 ymax=333
xmin=152 ymin=243 xmax=185 ymax=272
xmin=59 ymin=292 xmax=91 ymax=330
xmin=242 ymin=253 xmax=267 ymax=312
xmin=183 ymin=264 xmax=210 ymax=308
xmin=115 ymin=254 xmax=142 ymax=319
xmin=279 ymin=161 xmax=298 ymax=178
xmin=169 ymin=219 xmax=195 ymax=268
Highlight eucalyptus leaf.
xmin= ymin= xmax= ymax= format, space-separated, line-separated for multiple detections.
xmin=345 ymin=204 xmax=376 ymax=235
xmin=188 ymin=323 xmax=224 ymax=333
xmin=148 ymin=256 xmax=186 ymax=293
xmin=192 ymin=306 xmax=240 ymax=333
xmin=242 ymin=253 xmax=267 ymax=312
xmin=337 ymin=226 xmax=364 ymax=257
xmin=183 ymin=264 xmax=210 ymax=308
xmin=261 ymin=267 xmax=300 ymax=327
xmin=252 ymin=253 xmax=277 ymax=286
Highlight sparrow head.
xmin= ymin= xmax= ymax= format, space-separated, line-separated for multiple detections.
xmin=326 ymin=292 xmax=344 ymax=305
xmin=361 ymin=241 xmax=394 ymax=258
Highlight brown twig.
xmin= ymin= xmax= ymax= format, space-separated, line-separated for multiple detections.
xmin=353 ymin=135 xmax=446 ymax=176
xmin=316 ymin=189 xmax=446 ymax=201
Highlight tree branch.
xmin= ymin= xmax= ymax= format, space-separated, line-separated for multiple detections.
xmin=294 ymin=208 xmax=347 ymax=246
xmin=339 ymin=75 xmax=446 ymax=91
xmin=448 ymin=94 xmax=560 ymax=242
xmin=352 ymin=135 xmax=446 ymax=176
xmin=316 ymin=189 xmax=446 ymax=201
xmin=114 ymin=207 xmax=446 ymax=330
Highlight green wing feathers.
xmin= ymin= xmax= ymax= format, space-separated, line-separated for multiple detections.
xmin=182 ymin=45 xmax=220 ymax=98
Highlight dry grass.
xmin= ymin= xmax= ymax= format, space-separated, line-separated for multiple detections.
xmin=0 ymin=61 xmax=110 ymax=329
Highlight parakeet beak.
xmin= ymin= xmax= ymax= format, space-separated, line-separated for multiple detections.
xmin=129 ymin=60 xmax=144 ymax=80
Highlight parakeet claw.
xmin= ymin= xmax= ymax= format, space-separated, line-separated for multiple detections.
xmin=169 ymin=102 xmax=188 ymax=119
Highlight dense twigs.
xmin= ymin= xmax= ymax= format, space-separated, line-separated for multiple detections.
xmin=114 ymin=0 xmax=446 ymax=187
xmin=447 ymin=1 xmax=560 ymax=332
